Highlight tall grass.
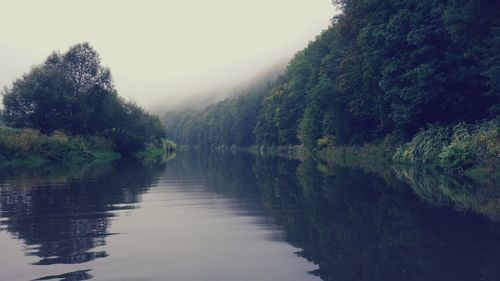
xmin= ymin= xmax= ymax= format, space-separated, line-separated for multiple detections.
xmin=393 ymin=125 xmax=450 ymax=167
xmin=318 ymin=119 xmax=499 ymax=178
xmin=0 ymin=128 xmax=119 ymax=167
xmin=394 ymin=119 xmax=499 ymax=176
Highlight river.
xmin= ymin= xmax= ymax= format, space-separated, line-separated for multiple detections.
xmin=1 ymin=151 xmax=499 ymax=281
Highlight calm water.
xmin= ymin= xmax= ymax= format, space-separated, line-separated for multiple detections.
xmin=1 ymin=152 xmax=500 ymax=281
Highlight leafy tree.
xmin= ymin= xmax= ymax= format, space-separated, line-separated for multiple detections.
xmin=165 ymin=0 xmax=500 ymax=151
xmin=2 ymin=65 xmax=73 ymax=133
xmin=45 ymin=42 xmax=112 ymax=96
xmin=2 ymin=42 xmax=165 ymax=153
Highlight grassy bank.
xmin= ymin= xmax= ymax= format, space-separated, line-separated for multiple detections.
xmin=394 ymin=120 xmax=499 ymax=175
xmin=0 ymin=128 xmax=120 ymax=167
xmin=320 ymin=119 xmax=500 ymax=180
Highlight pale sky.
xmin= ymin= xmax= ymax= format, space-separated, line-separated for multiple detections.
xmin=0 ymin=0 xmax=334 ymax=112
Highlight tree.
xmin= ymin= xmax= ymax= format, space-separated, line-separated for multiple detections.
xmin=45 ymin=42 xmax=112 ymax=97
xmin=166 ymin=0 xmax=500 ymax=150
xmin=2 ymin=42 xmax=165 ymax=153
xmin=2 ymin=65 xmax=73 ymax=133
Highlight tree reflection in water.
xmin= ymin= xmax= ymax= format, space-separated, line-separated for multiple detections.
xmin=0 ymin=160 xmax=165 ymax=280
xmin=1 ymin=151 xmax=500 ymax=281
xmin=166 ymin=151 xmax=500 ymax=281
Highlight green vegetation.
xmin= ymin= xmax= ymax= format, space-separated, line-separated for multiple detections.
xmin=320 ymin=120 xmax=499 ymax=177
xmin=163 ymin=83 xmax=270 ymax=148
xmin=395 ymin=119 xmax=500 ymax=175
xmin=133 ymin=139 xmax=177 ymax=162
xmin=164 ymin=0 xmax=499 ymax=176
xmin=0 ymin=43 xmax=172 ymax=165
xmin=0 ymin=127 xmax=119 ymax=167
xmin=321 ymin=134 xmax=399 ymax=164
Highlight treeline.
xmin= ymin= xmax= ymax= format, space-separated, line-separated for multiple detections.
xmin=1 ymin=43 xmax=165 ymax=154
xmin=165 ymin=0 xmax=499 ymax=154
xmin=164 ymin=83 xmax=271 ymax=147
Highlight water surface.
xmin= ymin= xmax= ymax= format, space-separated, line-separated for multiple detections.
xmin=1 ymin=152 xmax=499 ymax=281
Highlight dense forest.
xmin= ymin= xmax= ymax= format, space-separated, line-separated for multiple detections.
xmin=1 ymin=43 xmax=166 ymax=157
xmin=164 ymin=0 xmax=499 ymax=173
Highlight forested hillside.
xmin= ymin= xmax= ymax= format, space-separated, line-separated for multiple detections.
xmin=164 ymin=82 xmax=271 ymax=147
xmin=164 ymin=0 xmax=499 ymax=168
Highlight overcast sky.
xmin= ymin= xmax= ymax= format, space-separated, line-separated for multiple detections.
xmin=0 ymin=0 xmax=334 ymax=112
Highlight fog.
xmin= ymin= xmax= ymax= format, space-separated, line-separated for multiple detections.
xmin=0 ymin=0 xmax=334 ymax=113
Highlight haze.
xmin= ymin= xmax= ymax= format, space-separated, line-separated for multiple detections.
xmin=0 ymin=0 xmax=334 ymax=113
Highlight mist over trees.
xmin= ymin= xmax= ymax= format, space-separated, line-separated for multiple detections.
xmin=1 ymin=43 xmax=165 ymax=153
xmin=164 ymin=0 xmax=500 ymax=151
xmin=164 ymin=83 xmax=270 ymax=147
xmin=159 ymin=59 xmax=287 ymax=113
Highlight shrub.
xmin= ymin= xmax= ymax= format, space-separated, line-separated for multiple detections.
xmin=439 ymin=142 xmax=475 ymax=173
xmin=395 ymin=119 xmax=500 ymax=175
xmin=439 ymin=120 xmax=500 ymax=174
xmin=0 ymin=128 xmax=119 ymax=166
xmin=393 ymin=125 xmax=451 ymax=165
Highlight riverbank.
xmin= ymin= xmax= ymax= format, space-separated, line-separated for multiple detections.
xmin=321 ymin=119 xmax=499 ymax=181
xmin=243 ymin=120 xmax=500 ymax=182
xmin=0 ymin=128 xmax=120 ymax=167
xmin=246 ymin=142 xmax=500 ymax=221
xmin=0 ymin=127 xmax=176 ymax=168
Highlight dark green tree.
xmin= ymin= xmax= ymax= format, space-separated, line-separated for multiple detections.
xmin=2 ymin=42 xmax=165 ymax=153
xmin=2 ymin=65 xmax=73 ymax=133
xmin=165 ymin=0 xmax=500 ymax=151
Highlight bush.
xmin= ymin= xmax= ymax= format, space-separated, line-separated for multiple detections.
xmin=439 ymin=120 xmax=500 ymax=174
xmin=0 ymin=128 xmax=119 ymax=166
xmin=393 ymin=125 xmax=451 ymax=165
xmin=394 ymin=119 xmax=500 ymax=175
xmin=439 ymin=142 xmax=475 ymax=173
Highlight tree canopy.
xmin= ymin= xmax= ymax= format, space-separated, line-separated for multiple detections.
xmin=165 ymin=0 xmax=500 ymax=151
xmin=2 ymin=43 xmax=165 ymax=153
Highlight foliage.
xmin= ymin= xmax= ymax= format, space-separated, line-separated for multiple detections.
xmin=393 ymin=125 xmax=451 ymax=166
xmin=438 ymin=125 xmax=476 ymax=173
xmin=164 ymin=83 xmax=271 ymax=148
xmin=133 ymin=139 xmax=177 ymax=160
xmin=394 ymin=120 xmax=500 ymax=174
xmin=2 ymin=43 xmax=165 ymax=154
xmin=164 ymin=0 xmax=499 ymax=156
xmin=439 ymin=120 xmax=500 ymax=174
xmin=439 ymin=141 xmax=475 ymax=173
xmin=0 ymin=127 xmax=119 ymax=166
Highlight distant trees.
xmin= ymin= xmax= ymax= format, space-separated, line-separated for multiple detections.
xmin=2 ymin=43 xmax=165 ymax=153
xmin=164 ymin=85 xmax=269 ymax=148
xmin=165 ymin=0 xmax=500 ymax=152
